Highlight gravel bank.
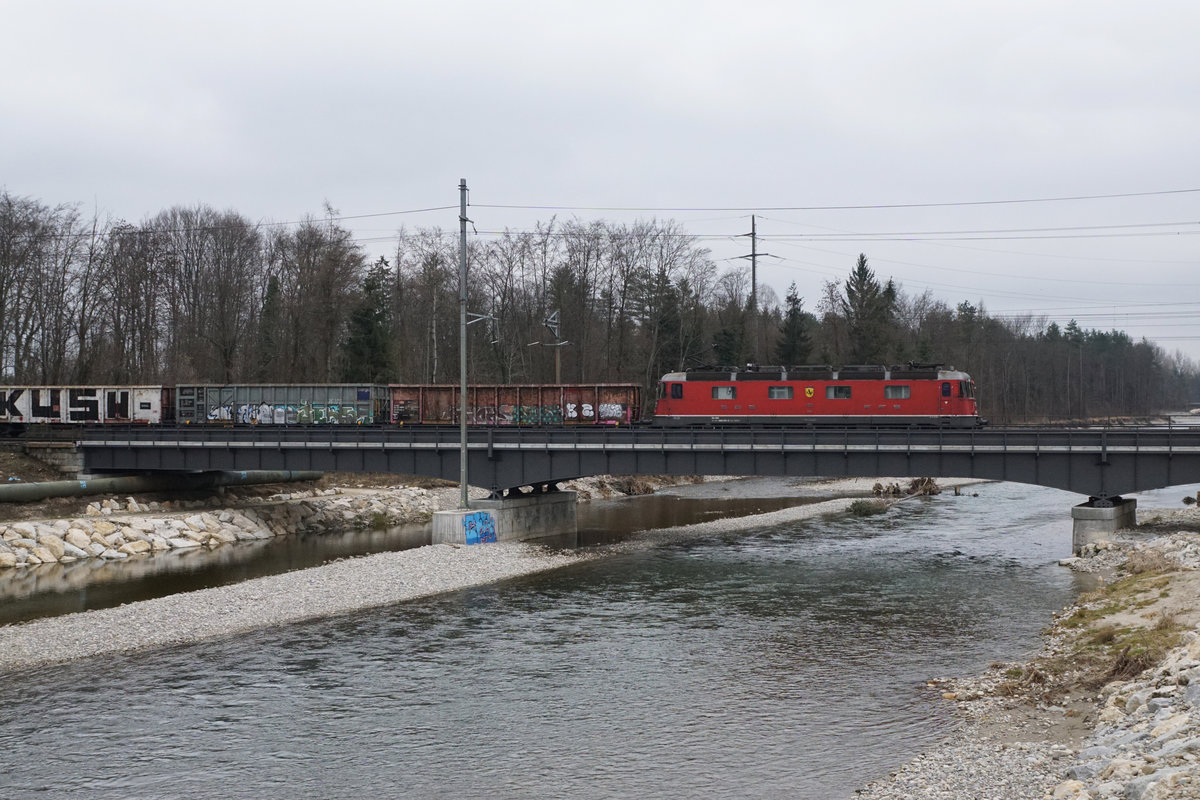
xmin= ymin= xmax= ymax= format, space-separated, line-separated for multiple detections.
xmin=0 ymin=541 xmax=590 ymax=672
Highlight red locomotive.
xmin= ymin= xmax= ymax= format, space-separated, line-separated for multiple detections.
xmin=652 ymin=364 xmax=983 ymax=427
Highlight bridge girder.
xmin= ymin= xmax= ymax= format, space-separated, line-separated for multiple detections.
xmin=75 ymin=426 xmax=1200 ymax=499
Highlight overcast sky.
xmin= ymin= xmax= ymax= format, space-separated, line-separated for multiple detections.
xmin=4 ymin=1 xmax=1199 ymax=361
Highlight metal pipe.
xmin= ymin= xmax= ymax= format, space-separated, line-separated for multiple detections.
xmin=0 ymin=470 xmax=323 ymax=503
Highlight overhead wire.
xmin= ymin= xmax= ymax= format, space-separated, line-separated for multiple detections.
xmin=469 ymin=186 xmax=1200 ymax=212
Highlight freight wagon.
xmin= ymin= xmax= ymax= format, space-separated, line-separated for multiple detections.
xmin=388 ymin=384 xmax=642 ymax=425
xmin=0 ymin=386 xmax=172 ymax=434
xmin=176 ymin=385 xmax=387 ymax=425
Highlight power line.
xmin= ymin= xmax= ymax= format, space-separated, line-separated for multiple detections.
xmin=471 ymin=186 xmax=1200 ymax=213
xmin=12 ymin=205 xmax=459 ymax=242
xmin=762 ymin=220 xmax=1200 ymax=239
xmin=760 ymin=230 xmax=1200 ymax=243
xmin=763 ymin=237 xmax=1200 ymax=288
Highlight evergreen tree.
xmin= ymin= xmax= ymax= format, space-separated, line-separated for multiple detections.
xmin=840 ymin=254 xmax=895 ymax=363
xmin=775 ymin=282 xmax=812 ymax=364
xmin=340 ymin=257 xmax=394 ymax=382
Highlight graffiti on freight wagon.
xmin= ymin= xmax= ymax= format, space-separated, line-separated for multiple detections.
xmin=206 ymin=402 xmax=372 ymax=424
xmin=0 ymin=387 xmax=160 ymax=423
xmin=413 ymin=403 xmax=629 ymax=425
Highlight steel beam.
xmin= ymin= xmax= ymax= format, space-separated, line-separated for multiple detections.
xmin=77 ymin=425 xmax=1200 ymax=498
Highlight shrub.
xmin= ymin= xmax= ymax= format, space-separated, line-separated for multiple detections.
xmin=848 ymin=499 xmax=887 ymax=517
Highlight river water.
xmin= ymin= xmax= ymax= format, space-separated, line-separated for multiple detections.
xmin=0 ymin=480 xmax=1090 ymax=799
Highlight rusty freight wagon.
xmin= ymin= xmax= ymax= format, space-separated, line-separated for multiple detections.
xmin=176 ymin=385 xmax=388 ymax=425
xmin=388 ymin=384 xmax=642 ymax=425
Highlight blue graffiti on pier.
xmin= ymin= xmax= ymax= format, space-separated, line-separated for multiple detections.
xmin=462 ymin=511 xmax=497 ymax=545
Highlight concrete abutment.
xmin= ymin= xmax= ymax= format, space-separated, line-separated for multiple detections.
xmin=432 ymin=491 xmax=578 ymax=545
xmin=1071 ymin=497 xmax=1137 ymax=554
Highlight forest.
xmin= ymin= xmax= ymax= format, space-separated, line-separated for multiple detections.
xmin=1 ymin=191 xmax=1196 ymax=424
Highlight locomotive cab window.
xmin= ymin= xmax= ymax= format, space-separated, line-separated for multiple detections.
xmin=712 ymin=386 xmax=736 ymax=400
xmin=767 ymin=385 xmax=793 ymax=400
xmin=960 ymin=381 xmax=974 ymax=399
xmin=883 ymin=385 xmax=910 ymax=400
xmin=826 ymin=385 xmax=852 ymax=400
xmin=670 ymin=383 xmax=683 ymax=399
xmin=941 ymin=382 xmax=952 ymax=397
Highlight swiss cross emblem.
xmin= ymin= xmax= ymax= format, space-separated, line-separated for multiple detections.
xmin=804 ymin=387 xmax=814 ymax=398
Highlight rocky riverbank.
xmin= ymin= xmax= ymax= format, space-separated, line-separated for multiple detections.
xmin=0 ymin=484 xmax=452 ymax=570
xmin=0 ymin=472 xmax=711 ymax=572
xmin=857 ymin=510 xmax=1200 ymax=800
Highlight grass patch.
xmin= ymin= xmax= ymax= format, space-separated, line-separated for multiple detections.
xmin=1011 ymin=569 xmax=1188 ymax=698
xmin=1125 ymin=550 xmax=1179 ymax=576
xmin=1088 ymin=625 xmax=1119 ymax=645
xmin=1059 ymin=601 xmax=1125 ymax=629
xmin=847 ymin=499 xmax=888 ymax=517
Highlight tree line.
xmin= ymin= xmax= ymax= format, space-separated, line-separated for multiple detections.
xmin=1 ymin=191 xmax=1196 ymax=422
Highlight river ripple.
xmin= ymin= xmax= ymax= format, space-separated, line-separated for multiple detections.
xmin=0 ymin=481 xmax=1088 ymax=799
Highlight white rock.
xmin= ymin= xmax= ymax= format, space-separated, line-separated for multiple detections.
xmin=31 ymin=546 xmax=57 ymax=563
xmin=1051 ymin=779 xmax=1086 ymax=799
xmin=1151 ymin=712 xmax=1190 ymax=739
xmin=167 ymin=537 xmax=202 ymax=549
xmin=38 ymin=534 xmax=66 ymax=559
xmin=65 ymin=529 xmax=91 ymax=550
xmin=61 ymin=542 xmax=89 ymax=559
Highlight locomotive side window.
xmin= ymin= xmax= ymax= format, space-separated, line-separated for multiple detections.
xmin=941 ymin=382 xmax=952 ymax=397
xmin=826 ymin=386 xmax=851 ymax=399
xmin=712 ymin=386 xmax=736 ymax=400
xmin=883 ymin=385 xmax=910 ymax=400
xmin=767 ymin=386 xmax=793 ymax=400
xmin=670 ymin=383 xmax=683 ymax=399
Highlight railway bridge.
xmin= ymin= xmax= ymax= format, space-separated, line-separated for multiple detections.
xmin=77 ymin=425 xmax=1200 ymax=550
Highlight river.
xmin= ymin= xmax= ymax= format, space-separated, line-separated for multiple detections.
xmin=0 ymin=479 xmax=1090 ymax=799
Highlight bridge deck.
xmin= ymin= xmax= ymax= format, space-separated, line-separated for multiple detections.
xmin=77 ymin=425 xmax=1200 ymax=498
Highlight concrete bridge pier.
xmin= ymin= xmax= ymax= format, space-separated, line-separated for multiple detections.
xmin=1071 ymin=496 xmax=1137 ymax=554
xmin=432 ymin=488 xmax=577 ymax=545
